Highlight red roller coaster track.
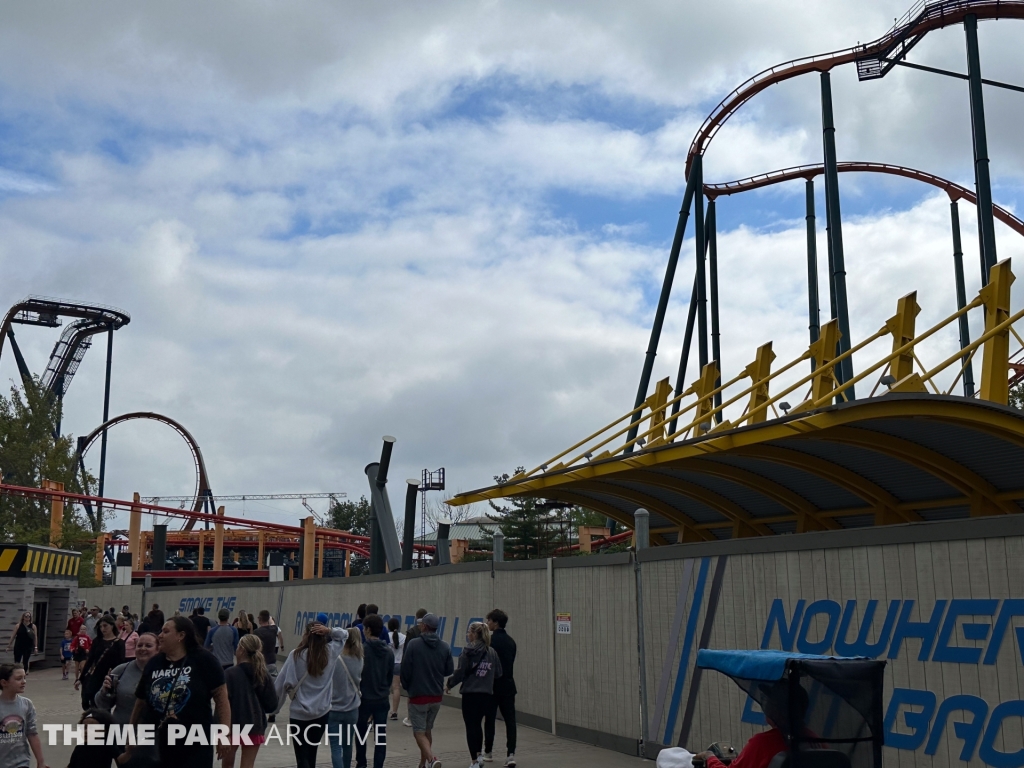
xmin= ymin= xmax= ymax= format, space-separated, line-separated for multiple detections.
xmin=0 ymin=482 xmax=435 ymax=554
xmin=685 ymin=0 xmax=1024 ymax=178
xmin=703 ymin=161 xmax=1024 ymax=237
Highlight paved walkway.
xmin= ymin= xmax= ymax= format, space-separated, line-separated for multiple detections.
xmin=23 ymin=667 xmax=650 ymax=768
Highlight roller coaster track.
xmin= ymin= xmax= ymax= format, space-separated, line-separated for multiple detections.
xmin=703 ymin=161 xmax=1024 ymax=237
xmin=685 ymin=0 xmax=1024 ymax=178
xmin=0 ymin=296 xmax=130 ymax=396
xmin=79 ymin=411 xmax=213 ymax=528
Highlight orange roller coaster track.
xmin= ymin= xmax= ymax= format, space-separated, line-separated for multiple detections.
xmin=685 ymin=0 xmax=1024 ymax=177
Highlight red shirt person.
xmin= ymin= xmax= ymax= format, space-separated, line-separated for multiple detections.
xmin=67 ymin=609 xmax=84 ymax=636
xmin=701 ymin=683 xmax=811 ymax=768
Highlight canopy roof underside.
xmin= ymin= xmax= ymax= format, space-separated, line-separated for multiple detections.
xmin=450 ymin=395 xmax=1024 ymax=544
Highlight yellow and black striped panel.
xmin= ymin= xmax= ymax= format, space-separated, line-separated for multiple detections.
xmin=0 ymin=545 xmax=80 ymax=580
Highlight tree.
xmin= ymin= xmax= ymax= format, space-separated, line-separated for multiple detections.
xmin=0 ymin=380 xmax=99 ymax=585
xmin=328 ymin=495 xmax=372 ymax=536
xmin=1011 ymin=381 xmax=1024 ymax=410
xmin=487 ymin=468 xmax=562 ymax=560
xmin=327 ymin=495 xmax=372 ymax=575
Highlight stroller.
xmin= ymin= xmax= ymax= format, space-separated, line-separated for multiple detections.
xmin=694 ymin=649 xmax=886 ymax=768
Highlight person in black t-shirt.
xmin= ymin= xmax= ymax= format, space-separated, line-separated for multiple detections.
xmin=189 ymin=608 xmax=211 ymax=645
xmin=128 ymin=617 xmax=229 ymax=768
xmin=69 ymin=709 xmax=122 ymax=768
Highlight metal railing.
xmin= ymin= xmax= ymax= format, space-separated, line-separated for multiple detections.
xmin=505 ymin=260 xmax=1023 ymax=484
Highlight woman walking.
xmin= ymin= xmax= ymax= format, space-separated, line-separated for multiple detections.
xmin=274 ymin=614 xmax=347 ymax=768
xmin=0 ymin=663 xmax=48 ymax=768
xmin=128 ymin=617 xmax=230 ymax=768
xmin=75 ymin=614 xmax=125 ymax=711
xmin=232 ymin=610 xmax=252 ymax=638
xmin=223 ymin=634 xmax=278 ymax=768
xmin=328 ymin=629 xmax=363 ymax=768
xmin=120 ymin=617 xmax=140 ymax=660
xmin=386 ymin=617 xmax=406 ymax=721
xmin=446 ymin=622 xmax=502 ymax=768
xmin=6 ymin=613 xmax=37 ymax=676
xmin=94 ymin=633 xmax=158 ymax=723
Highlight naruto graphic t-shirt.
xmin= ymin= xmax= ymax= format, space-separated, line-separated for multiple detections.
xmin=135 ymin=649 xmax=225 ymax=768
xmin=0 ymin=695 xmax=36 ymax=768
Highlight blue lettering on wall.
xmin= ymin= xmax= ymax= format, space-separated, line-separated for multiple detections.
xmin=835 ymin=600 xmax=898 ymax=657
xmin=760 ymin=599 xmax=805 ymax=651
xmin=796 ymin=600 xmax=841 ymax=654
xmin=932 ymin=599 xmax=998 ymax=664
xmin=924 ymin=694 xmax=988 ymax=761
xmin=755 ymin=599 xmax=1024 ymax=768
xmin=176 ymin=596 xmax=237 ymax=614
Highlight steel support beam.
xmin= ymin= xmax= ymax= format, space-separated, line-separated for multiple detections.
xmin=707 ymin=200 xmax=722 ymax=422
xmin=98 ymin=325 xmax=113 ymax=522
xmin=965 ymin=14 xmax=998 ymax=282
xmin=627 ymin=154 xmax=703 ymax=451
xmin=694 ymin=168 xmax=709 ymax=373
xmin=820 ymin=72 xmax=855 ymax=398
xmin=806 ymin=179 xmax=821 ymax=370
xmin=950 ymin=201 xmax=976 ymax=397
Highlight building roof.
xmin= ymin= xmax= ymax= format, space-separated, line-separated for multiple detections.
xmin=416 ymin=516 xmax=501 ymax=545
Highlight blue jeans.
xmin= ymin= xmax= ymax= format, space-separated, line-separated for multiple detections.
xmin=328 ymin=708 xmax=359 ymax=768
xmin=355 ymin=698 xmax=389 ymax=768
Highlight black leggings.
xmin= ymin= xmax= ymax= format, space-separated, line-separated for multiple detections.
xmin=13 ymin=645 xmax=32 ymax=671
xmin=290 ymin=714 xmax=328 ymax=768
xmin=461 ymin=692 xmax=491 ymax=759
xmin=485 ymin=687 xmax=517 ymax=756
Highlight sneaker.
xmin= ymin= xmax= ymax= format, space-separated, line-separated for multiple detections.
xmin=483 ymin=754 xmax=493 ymax=763
xmin=431 ymin=760 xmax=443 ymax=768
xmin=389 ymin=712 xmax=397 ymax=721
xmin=403 ymin=717 xmax=413 ymax=727
xmin=504 ymin=756 xmax=516 ymax=767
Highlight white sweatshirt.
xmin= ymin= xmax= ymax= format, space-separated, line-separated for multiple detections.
xmin=274 ymin=627 xmax=347 ymax=720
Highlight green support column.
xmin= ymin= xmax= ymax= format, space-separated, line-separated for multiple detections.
xmin=950 ymin=200 xmax=976 ymax=397
xmin=820 ymin=71 xmax=855 ymax=399
xmin=965 ymin=14 xmax=998 ymax=282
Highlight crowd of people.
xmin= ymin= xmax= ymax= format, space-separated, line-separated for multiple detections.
xmin=2 ymin=601 xmax=518 ymax=768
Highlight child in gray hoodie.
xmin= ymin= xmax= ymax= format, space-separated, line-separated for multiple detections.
xmin=446 ymin=622 xmax=503 ymax=768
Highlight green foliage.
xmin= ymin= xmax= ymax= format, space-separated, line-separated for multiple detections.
xmin=327 ymin=495 xmax=372 ymax=575
xmin=1011 ymin=382 xmax=1024 ymax=410
xmin=328 ymin=495 xmax=372 ymax=536
xmin=487 ymin=467 xmax=605 ymax=559
xmin=0 ymin=381 xmax=98 ymax=585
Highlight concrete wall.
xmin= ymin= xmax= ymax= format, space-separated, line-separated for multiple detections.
xmin=78 ymin=515 xmax=1024 ymax=767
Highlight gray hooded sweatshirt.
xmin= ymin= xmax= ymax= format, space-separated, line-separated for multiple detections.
xmin=446 ymin=641 xmax=502 ymax=695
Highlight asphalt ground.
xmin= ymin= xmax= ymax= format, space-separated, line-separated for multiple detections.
xmin=21 ymin=666 xmax=649 ymax=768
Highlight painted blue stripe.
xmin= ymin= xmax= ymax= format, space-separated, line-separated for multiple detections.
xmin=663 ymin=556 xmax=710 ymax=744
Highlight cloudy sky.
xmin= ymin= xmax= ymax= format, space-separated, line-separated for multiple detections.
xmin=1 ymin=1 xmax=1021 ymax=533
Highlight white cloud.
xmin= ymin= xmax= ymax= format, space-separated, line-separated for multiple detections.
xmin=0 ymin=0 xmax=1021 ymax=535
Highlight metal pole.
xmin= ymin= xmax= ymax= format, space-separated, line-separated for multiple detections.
xmin=626 ymin=154 xmax=702 ymax=451
xmin=668 ymin=274 xmax=699 ymax=435
xmin=806 ymin=179 xmax=821 ymax=371
xmin=546 ymin=557 xmax=557 ymax=736
xmin=493 ymin=531 xmax=504 ymax=563
xmin=97 ymin=325 xmax=113 ymax=521
xmin=965 ymin=14 xmax=998 ymax=282
xmin=402 ymin=479 xmax=418 ymax=571
xmin=950 ymin=201 xmax=976 ymax=397
xmin=633 ymin=508 xmax=650 ymax=756
xmin=694 ymin=180 xmax=709 ymax=373
xmin=707 ymin=200 xmax=722 ymax=422
xmin=820 ymin=72 xmax=855 ymax=398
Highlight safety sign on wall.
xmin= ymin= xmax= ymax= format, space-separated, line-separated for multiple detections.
xmin=556 ymin=612 xmax=571 ymax=635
